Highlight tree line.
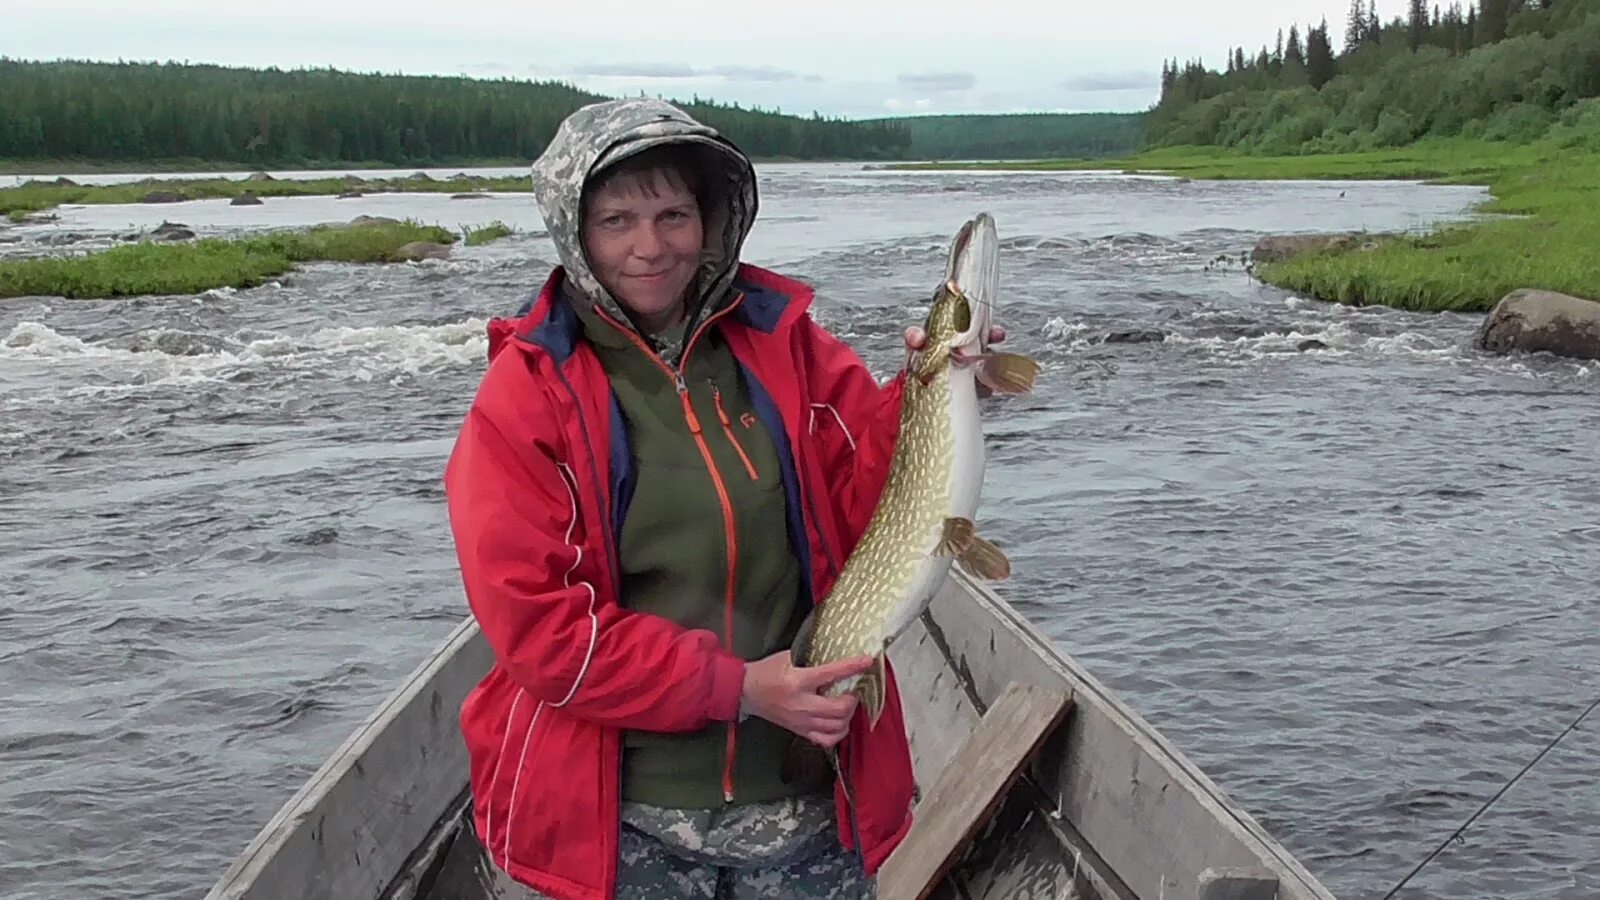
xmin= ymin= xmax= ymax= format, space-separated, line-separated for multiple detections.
xmin=1149 ymin=0 xmax=1599 ymax=153
xmin=0 ymin=59 xmax=914 ymax=166
xmin=861 ymin=112 xmax=1145 ymax=160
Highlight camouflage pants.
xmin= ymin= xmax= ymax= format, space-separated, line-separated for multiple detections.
xmin=506 ymin=794 xmax=875 ymax=900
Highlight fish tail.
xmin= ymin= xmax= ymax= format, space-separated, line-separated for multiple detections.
xmin=857 ymin=653 xmax=887 ymax=728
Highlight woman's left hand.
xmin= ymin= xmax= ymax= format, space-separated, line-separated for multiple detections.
xmin=902 ymin=324 xmax=1006 ymax=352
xmin=903 ymin=324 xmax=1008 ymax=396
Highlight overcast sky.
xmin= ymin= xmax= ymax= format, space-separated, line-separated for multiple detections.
xmin=5 ymin=0 xmax=1368 ymax=119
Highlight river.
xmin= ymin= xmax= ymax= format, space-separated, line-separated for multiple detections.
xmin=1 ymin=163 xmax=1595 ymax=899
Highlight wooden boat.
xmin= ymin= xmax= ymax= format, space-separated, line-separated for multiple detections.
xmin=204 ymin=571 xmax=1337 ymax=900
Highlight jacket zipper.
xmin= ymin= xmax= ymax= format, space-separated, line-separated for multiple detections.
xmin=710 ymin=383 xmax=760 ymax=481
xmin=595 ymin=301 xmax=745 ymax=803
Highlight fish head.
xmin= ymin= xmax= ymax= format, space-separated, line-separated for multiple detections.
xmin=943 ymin=211 xmax=998 ymax=352
xmin=911 ymin=212 xmax=998 ymax=381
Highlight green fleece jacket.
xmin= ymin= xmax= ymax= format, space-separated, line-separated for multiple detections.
xmin=571 ymin=292 xmax=827 ymax=808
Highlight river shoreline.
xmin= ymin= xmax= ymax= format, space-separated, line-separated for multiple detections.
xmin=6 ymin=140 xmax=1594 ymax=312
xmin=888 ymin=138 xmax=1599 ymax=314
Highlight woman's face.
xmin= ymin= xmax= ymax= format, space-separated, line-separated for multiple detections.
xmin=581 ymin=168 xmax=704 ymax=334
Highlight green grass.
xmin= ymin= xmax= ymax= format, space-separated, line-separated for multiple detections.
xmin=0 ymin=172 xmax=530 ymax=220
xmin=890 ymin=138 xmax=1599 ymax=313
xmin=1251 ymin=142 xmax=1598 ymax=311
xmin=462 ymin=220 xmax=515 ymax=246
xmin=0 ymin=221 xmax=456 ymax=299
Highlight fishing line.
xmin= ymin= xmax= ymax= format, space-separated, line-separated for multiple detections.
xmin=1380 ymin=691 xmax=1600 ymax=899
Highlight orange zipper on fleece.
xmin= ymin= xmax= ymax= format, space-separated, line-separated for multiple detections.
xmin=711 ymin=384 xmax=760 ymax=481
xmin=595 ymin=302 xmax=745 ymax=802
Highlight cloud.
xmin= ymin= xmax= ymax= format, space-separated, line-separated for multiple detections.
xmin=896 ymin=71 xmax=976 ymax=93
xmin=1059 ymin=71 xmax=1155 ymax=92
xmin=708 ymin=65 xmax=813 ymax=83
xmin=563 ymin=62 xmax=819 ymax=83
xmin=572 ymin=62 xmax=699 ymax=78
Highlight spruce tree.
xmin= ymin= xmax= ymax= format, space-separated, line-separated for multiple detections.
xmin=1346 ymin=0 xmax=1370 ymax=50
xmin=1307 ymin=19 xmax=1338 ymax=88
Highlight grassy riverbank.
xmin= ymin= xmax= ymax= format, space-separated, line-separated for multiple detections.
xmin=0 ymin=172 xmax=530 ymax=222
xmin=891 ymin=138 xmax=1599 ymax=312
xmin=0 ymin=221 xmax=455 ymax=299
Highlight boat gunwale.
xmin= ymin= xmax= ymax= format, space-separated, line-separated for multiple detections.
xmin=202 ymin=616 xmax=483 ymax=900
xmin=927 ymin=570 xmax=1336 ymax=899
xmin=204 ymin=575 xmax=1334 ymax=900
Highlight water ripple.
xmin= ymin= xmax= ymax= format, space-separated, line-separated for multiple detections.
xmin=1 ymin=165 xmax=1594 ymax=900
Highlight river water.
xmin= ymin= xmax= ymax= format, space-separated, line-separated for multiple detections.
xmin=1 ymin=164 xmax=1595 ymax=900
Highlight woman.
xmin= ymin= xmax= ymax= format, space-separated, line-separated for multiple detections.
xmin=444 ymin=98 xmax=999 ymax=900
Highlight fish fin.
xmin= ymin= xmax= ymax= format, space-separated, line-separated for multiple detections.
xmin=790 ymin=605 xmax=819 ymax=668
xmin=976 ymin=351 xmax=1040 ymax=395
xmin=957 ymin=533 xmax=1012 ymax=581
xmin=936 ymin=516 xmax=977 ymax=557
xmin=781 ymin=736 xmax=834 ymax=786
xmin=857 ymin=654 xmax=888 ymax=728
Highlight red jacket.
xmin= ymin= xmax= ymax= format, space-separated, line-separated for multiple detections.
xmin=444 ymin=263 xmax=917 ymax=900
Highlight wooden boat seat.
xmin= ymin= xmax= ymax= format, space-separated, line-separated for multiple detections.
xmin=878 ymin=681 xmax=1073 ymax=900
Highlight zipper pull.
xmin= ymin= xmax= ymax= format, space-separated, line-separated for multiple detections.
xmin=675 ymin=371 xmax=702 ymax=435
xmin=710 ymin=383 xmax=733 ymax=427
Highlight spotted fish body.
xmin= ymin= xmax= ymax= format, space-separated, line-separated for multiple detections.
xmin=793 ymin=212 xmax=1038 ymax=725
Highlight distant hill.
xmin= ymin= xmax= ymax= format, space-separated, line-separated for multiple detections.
xmin=862 ymin=112 xmax=1148 ymax=160
xmin=0 ymin=59 xmax=913 ymax=168
xmin=1147 ymin=0 xmax=1600 ymax=153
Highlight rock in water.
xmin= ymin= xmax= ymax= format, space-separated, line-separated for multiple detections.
xmin=1477 ymin=289 xmax=1600 ymax=361
xmin=394 ymin=241 xmax=452 ymax=261
xmin=1251 ymin=233 xmax=1360 ymax=264
xmin=1103 ymin=329 xmax=1167 ymax=344
xmin=149 ymin=221 xmax=195 ymax=241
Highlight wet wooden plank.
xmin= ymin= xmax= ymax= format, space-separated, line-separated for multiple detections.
xmin=878 ymin=681 xmax=1072 ymax=900
xmin=886 ymin=615 xmax=985 ymax=794
xmin=922 ymin=573 xmax=1337 ymax=900
xmin=1197 ymin=868 xmax=1280 ymax=900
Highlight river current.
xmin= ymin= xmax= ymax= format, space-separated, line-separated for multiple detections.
xmin=1 ymin=163 xmax=1595 ymax=899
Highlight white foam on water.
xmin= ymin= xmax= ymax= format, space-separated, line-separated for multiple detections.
xmin=1 ymin=317 xmax=490 ymax=399
xmin=1042 ymin=316 xmax=1092 ymax=348
xmin=1163 ymin=319 xmax=1446 ymax=359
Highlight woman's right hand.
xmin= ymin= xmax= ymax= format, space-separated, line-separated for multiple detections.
xmin=740 ymin=651 xmax=876 ymax=748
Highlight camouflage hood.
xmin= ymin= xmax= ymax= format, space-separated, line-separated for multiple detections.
xmin=530 ymin=99 xmax=759 ymax=364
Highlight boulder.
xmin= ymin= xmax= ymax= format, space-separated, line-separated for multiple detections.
xmin=1476 ymin=289 xmax=1600 ymax=361
xmin=394 ymin=241 xmax=452 ymax=262
xmin=140 ymin=190 xmax=185 ymax=204
xmin=230 ymin=191 xmax=264 ymax=206
xmin=1103 ymin=329 xmax=1167 ymax=344
xmin=245 ymin=171 xmax=276 ymax=182
xmin=149 ymin=221 xmax=195 ymax=241
xmin=1251 ymin=233 xmax=1360 ymax=264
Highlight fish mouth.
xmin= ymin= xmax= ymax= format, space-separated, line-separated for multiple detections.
xmin=944 ymin=212 xmax=999 ymax=349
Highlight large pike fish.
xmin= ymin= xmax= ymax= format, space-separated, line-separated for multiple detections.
xmin=792 ymin=210 xmax=1040 ymax=727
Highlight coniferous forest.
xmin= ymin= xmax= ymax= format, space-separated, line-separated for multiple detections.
xmin=858 ymin=113 xmax=1146 ymax=160
xmin=1148 ymin=0 xmax=1600 ymax=153
xmin=1 ymin=0 xmax=1596 ymax=168
xmin=0 ymin=59 xmax=916 ymax=166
